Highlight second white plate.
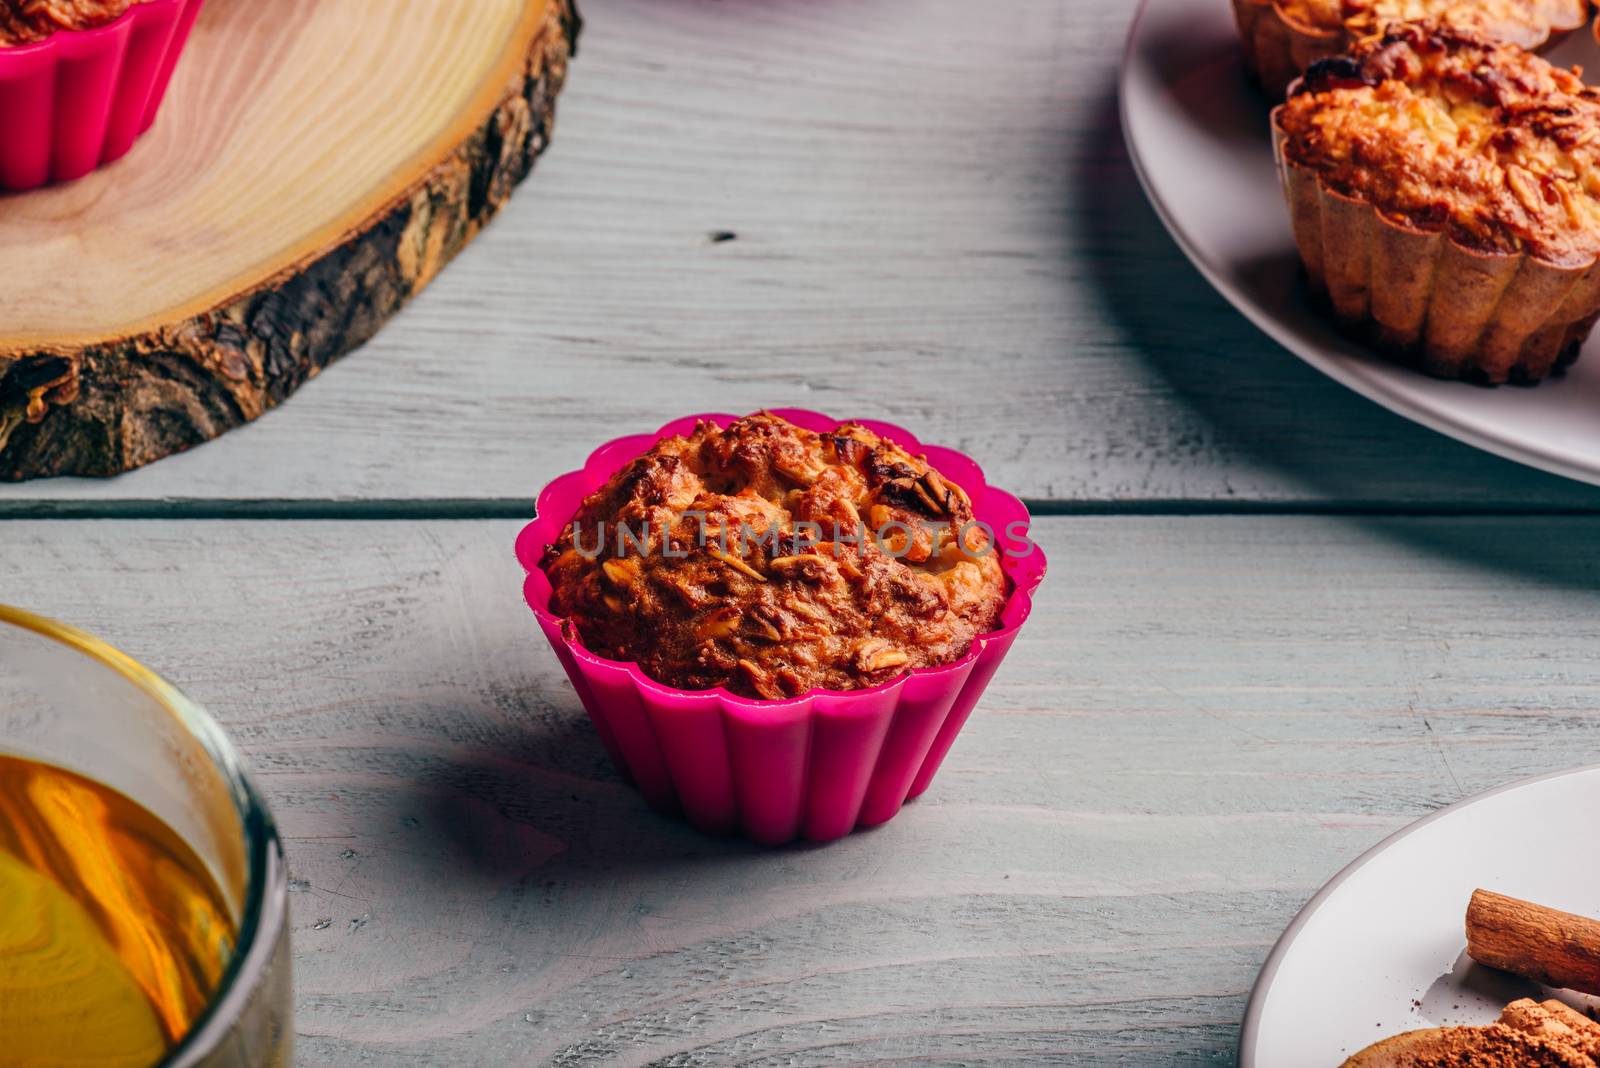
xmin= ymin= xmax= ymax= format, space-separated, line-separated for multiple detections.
xmin=1240 ymin=765 xmax=1600 ymax=1066
xmin=1121 ymin=0 xmax=1600 ymax=488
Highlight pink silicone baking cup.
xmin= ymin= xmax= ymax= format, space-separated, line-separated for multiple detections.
xmin=514 ymin=409 xmax=1047 ymax=845
xmin=0 ymin=0 xmax=206 ymax=191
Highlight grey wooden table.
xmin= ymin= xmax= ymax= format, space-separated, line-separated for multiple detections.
xmin=5 ymin=0 xmax=1600 ymax=1064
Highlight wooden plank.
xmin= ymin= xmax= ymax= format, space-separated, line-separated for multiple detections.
xmin=2 ymin=0 xmax=1597 ymax=505
xmin=2 ymin=514 xmax=1597 ymax=1062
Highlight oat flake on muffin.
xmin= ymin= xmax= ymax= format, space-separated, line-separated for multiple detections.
xmin=540 ymin=413 xmax=1010 ymax=700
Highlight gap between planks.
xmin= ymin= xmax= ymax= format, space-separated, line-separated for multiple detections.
xmin=2 ymin=498 xmax=1600 ymax=521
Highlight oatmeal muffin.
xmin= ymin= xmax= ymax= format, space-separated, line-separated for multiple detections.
xmin=541 ymin=413 xmax=1010 ymax=700
xmin=1233 ymin=0 xmax=1587 ymax=98
xmin=0 ymin=0 xmax=146 ymax=45
xmin=1273 ymin=25 xmax=1600 ymax=383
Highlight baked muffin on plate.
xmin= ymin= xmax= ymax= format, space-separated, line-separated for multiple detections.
xmin=1233 ymin=0 xmax=1588 ymax=98
xmin=0 ymin=0 xmax=207 ymax=190
xmin=516 ymin=410 xmax=1045 ymax=844
xmin=1273 ymin=24 xmax=1600 ymax=384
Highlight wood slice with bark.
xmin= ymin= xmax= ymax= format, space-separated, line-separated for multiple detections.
xmin=0 ymin=0 xmax=579 ymax=480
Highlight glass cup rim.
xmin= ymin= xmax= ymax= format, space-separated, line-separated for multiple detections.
xmin=0 ymin=604 xmax=287 ymax=1067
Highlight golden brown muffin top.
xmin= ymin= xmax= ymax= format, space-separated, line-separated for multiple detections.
xmin=0 ymin=0 xmax=143 ymax=46
xmin=541 ymin=413 xmax=1011 ymax=700
xmin=1275 ymin=0 xmax=1584 ymax=46
xmin=1278 ymin=25 xmax=1600 ymax=266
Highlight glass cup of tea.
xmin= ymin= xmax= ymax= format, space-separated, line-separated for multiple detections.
xmin=0 ymin=605 xmax=291 ymax=1067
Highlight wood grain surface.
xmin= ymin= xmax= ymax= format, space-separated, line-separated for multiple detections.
xmin=4 ymin=0 xmax=1599 ymax=1064
xmin=1 ymin=0 xmax=1598 ymax=505
xmin=3 ymin=516 xmax=1597 ymax=1064
xmin=0 ymin=0 xmax=578 ymax=480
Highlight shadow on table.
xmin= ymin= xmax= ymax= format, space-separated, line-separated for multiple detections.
xmin=388 ymin=697 xmax=845 ymax=893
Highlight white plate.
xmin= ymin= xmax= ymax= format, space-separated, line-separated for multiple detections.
xmin=1240 ymin=766 xmax=1600 ymax=1065
xmin=1120 ymin=0 xmax=1600 ymax=488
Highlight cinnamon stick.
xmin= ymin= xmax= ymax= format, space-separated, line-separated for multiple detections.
xmin=1467 ymin=889 xmax=1600 ymax=996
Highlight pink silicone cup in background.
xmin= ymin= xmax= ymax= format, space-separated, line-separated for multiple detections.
xmin=0 ymin=0 xmax=206 ymax=191
xmin=515 ymin=409 xmax=1048 ymax=846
